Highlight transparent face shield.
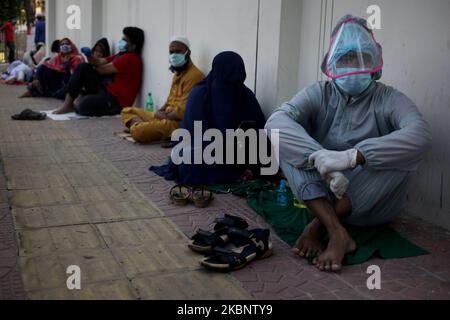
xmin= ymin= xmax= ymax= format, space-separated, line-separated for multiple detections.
xmin=325 ymin=19 xmax=383 ymax=79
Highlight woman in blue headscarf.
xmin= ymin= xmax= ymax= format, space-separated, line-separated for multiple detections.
xmin=151 ymin=51 xmax=266 ymax=185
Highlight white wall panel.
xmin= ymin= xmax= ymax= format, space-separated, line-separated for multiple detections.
xmin=102 ymin=0 xmax=259 ymax=108
xmin=185 ymin=0 xmax=259 ymax=91
xmin=55 ymin=0 xmax=93 ymax=47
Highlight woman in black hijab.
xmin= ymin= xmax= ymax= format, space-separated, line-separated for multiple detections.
xmin=152 ymin=51 xmax=267 ymax=185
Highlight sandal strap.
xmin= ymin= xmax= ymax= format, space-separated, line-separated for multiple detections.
xmin=208 ymin=248 xmax=247 ymax=268
xmin=191 ymin=229 xmax=226 ymax=247
xmin=191 ymin=187 xmax=214 ymax=205
xmin=170 ymin=185 xmax=191 ymax=198
xmin=213 ymin=214 xmax=249 ymax=231
xmin=192 ymin=186 xmax=212 ymax=196
xmin=227 ymin=228 xmax=270 ymax=257
xmin=211 ymin=246 xmax=233 ymax=255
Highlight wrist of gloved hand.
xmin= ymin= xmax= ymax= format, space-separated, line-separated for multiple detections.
xmin=347 ymin=148 xmax=358 ymax=169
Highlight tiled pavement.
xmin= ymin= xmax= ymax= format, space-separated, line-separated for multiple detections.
xmin=0 ymin=86 xmax=249 ymax=300
xmin=0 ymin=155 xmax=28 ymax=300
xmin=1 ymin=84 xmax=450 ymax=300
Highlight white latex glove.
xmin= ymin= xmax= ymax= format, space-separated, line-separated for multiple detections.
xmin=327 ymin=172 xmax=349 ymax=200
xmin=309 ymin=149 xmax=358 ymax=177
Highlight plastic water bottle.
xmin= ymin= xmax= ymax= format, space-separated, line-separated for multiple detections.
xmin=145 ymin=93 xmax=154 ymax=112
xmin=277 ymin=180 xmax=288 ymax=207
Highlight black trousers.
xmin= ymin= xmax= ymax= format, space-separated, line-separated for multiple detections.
xmin=68 ymin=63 xmax=122 ymax=117
xmin=6 ymin=41 xmax=15 ymax=63
xmin=31 ymin=65 xmax=67 ymax=98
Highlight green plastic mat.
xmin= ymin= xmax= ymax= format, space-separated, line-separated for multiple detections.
xmin=210 ymin=181 xmax=429 ymax=265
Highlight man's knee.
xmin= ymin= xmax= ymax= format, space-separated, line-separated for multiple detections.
xmin=344 ymin=168 xmax=410 ymax=226
xmin=345 ymin=169 xmax=410 ymax=211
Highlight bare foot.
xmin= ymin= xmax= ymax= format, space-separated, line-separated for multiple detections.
xmin=73 ymin=96 xmax=82 ymax=108
xmin=315 ymin=227 xmax=356 ymax=272
xmin=292 ymin=219 xmax=323 ymax=259
xmin=53 ymin=105 xmax=74 ymax=114
xmin=19 ymin=90 xmax=33 ymax=98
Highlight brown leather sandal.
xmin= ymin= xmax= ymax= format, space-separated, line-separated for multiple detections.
xmin=169 ymin=185 xmax=192 ymax=206
xmin=191 ymin=186 xmax=214 ymax=208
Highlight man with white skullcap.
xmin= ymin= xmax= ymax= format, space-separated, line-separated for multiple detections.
xmin=121 ymin=35 xmax=204 ymax=143
xmin=169 ymin=35 xmax=190 ymax=50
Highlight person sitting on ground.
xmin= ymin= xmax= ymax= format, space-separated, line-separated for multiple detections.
xmin=71 ymin=37 xmax=111 ymax=106
xmin=22 ymin=42 xmax=46 ymax=68
xmin=92 ymin=37 xmax=111 ymax=59
xmin=90 ymin=37 xmax=112 ymax=87
xmin=52 ymin=27 xmax=144 ymax=116
xmin=30 ymin=40 xmax=61 ymax=68
xmin=155 ymin=51 xmax=266 ymax=185
xmin=20 ymin=38 xmax=84 ymax=99
xmin=1 ymin=60 xmax=33 ymax=84
xmin=265 ymin=15 xmax=432 ymax=273
xmin=121 ymin=35 xmax=204 ymax=143
xmin=4 ymin=42 xmax=47 ymax=83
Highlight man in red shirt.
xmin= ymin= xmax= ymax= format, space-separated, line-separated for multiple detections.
xmin=1 ymin=18 xmax=17 ymax=63
xmin=53 ymin=27 xmax=144 ymax=116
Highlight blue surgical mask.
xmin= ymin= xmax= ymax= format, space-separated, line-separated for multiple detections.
xmin=60 ymin=44 xmax=72 ymax=54
xmin=117 ymin=39 xmax=128 ymax=53
xmin=169 ymin=52 xmax=188 ymax=68
xmin=335 ymin=68 xmax=373 ymax=96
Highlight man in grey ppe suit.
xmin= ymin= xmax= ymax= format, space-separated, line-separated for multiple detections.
xmin=265 ymin=15 xmax=432 ymax=272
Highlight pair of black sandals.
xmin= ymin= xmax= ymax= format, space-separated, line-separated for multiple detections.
xmin=188 ymin=214 xmax=273 ymax=272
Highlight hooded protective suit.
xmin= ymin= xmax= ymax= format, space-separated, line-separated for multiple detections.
xmin=323 ymin=15 xmax=383 ymax=80
xmin=265 ymin=15 xmax=432 ymax=227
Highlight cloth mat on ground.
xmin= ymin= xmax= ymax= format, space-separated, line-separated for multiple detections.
xmin=41 ymin=110 xmax=121 ymax=121
xmin=209 ymin=181 xmax=429 ymax=265
xmin=114 ymin=132 xmax=136 ymax=143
